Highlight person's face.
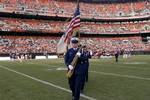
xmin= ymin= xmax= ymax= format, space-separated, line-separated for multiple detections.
xmin=72 ymin=43 xmax=78 ymax=48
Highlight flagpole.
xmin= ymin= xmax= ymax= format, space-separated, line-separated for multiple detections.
xmin=77 ymin=0 xmax=80 ymax=42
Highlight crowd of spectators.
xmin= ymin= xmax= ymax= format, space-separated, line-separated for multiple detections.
xmin=0 ymin=0 xmax=149 ymax=18
xmin=80 ymin=21 xmax=150 ymax=34
xmin=0 ymin=36 xmax=58 ymax=54
xmin=80 ymin=36 xmax=150 ymax=56
xmin=0 ymin=17 xmax=149 ymax=34
xmin=0 ymin=36 xmax=149 ymax=55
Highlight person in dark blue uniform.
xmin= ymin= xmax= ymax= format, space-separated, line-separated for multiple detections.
xmin=84 ymin=45 xmax=92 ymax=82
xmin=114 ymin=49 xmax=120 ymax=62
xmin=64 ymin=37 xmax=88 ymax=100
xmin=80 ymin=45 xmax=92 ymax=93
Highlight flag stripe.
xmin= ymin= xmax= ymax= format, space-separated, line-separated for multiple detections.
xmin=64 ymin=17 xmax=80 ymax=41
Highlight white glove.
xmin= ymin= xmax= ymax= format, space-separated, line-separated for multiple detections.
xmin=68 ymin=65 xmax=73 ymax=70
xmin=76 ymin=52 xmax=81 ymax=57
xmin=90 ymin=50 xmax=93 ymax=56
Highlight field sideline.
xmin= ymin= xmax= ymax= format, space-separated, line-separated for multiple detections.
xmin=0 ymin=55 xmax=150 ymax=100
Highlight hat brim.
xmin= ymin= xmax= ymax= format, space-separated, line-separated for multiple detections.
xmin=71 ymin=40 xmax=78 ymax=43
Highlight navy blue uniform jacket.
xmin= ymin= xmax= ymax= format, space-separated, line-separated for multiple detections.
xmin=65 ymin=48 xmax=88 ymax=75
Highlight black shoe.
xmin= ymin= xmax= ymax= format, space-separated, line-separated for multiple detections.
xmin=72 ymin=96 xmax=74 ymax=100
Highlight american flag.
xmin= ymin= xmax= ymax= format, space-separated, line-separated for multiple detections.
xmin=64 ymin=4 xmax=80 ymax=43
xmin=57 ymin=3 xmax=80 ymax=54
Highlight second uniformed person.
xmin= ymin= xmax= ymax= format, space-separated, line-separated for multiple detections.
xmin=114 ymin=49 xmax=119 ymax=62
xmin=80 ymin=45 xmax=92 ymax=93
xmin=65 ymin=37 xmax=88 ymax=100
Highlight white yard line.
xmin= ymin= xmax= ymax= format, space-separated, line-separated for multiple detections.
xmin=26 ymin=62 xmax=150 ymax=81
xmin=0 ymin=65 xmax=96 ymax=100
xmin=28 ymin=62 xmax=150 ymax=71
xmin=20 ymin=62 xmax=150 ymax=81
xmin=112 ymin=64 xmax=150 ymax=70
xmin=27 ymin=62 xmax=62 ymax=68
xmin=90 ymin=71 xmax=150 ymax=81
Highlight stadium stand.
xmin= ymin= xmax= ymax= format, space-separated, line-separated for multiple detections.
xmin=0 ymin=0 xmax=149 ymax=18
xmin=0 ymin=17 xmax=149 ymax=34
xmin=0 ymin=0 xmax=149 ymax=57
xmin=0 ymin=36 xmax=58 ymax=54
xmin=0 ymin=36 xmax=149 ymax=56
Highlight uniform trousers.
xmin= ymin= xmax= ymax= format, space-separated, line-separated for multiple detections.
xmin=68 ymin=73 xmax=85 ymax=100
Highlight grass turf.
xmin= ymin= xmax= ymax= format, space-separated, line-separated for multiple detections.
xmin=0 ymin=55 xmax=150 ymax=100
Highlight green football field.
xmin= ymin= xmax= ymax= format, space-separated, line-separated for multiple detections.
xmin=0 ymin=55 xmax=150 ymax=100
